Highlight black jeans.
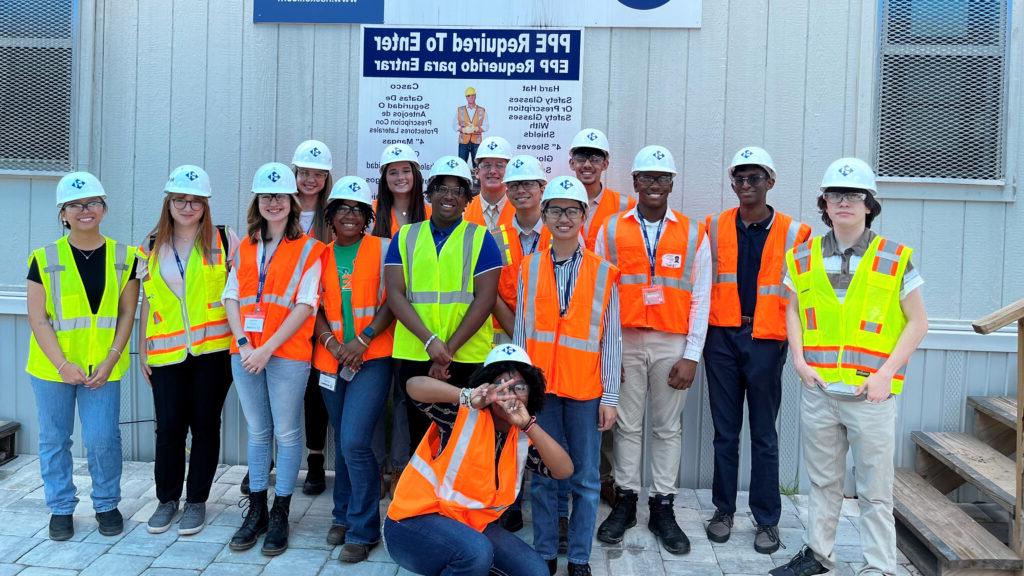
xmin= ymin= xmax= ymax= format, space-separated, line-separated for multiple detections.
xmin=151 ymin=351 xmax=232 ymax=503
xmin=397 ymin=360 xmax=481 ymax=454
xmin=703 ymin=325 xmax=787 ymax=527
xmin=304 ymin=370 xmax=329 ymax=452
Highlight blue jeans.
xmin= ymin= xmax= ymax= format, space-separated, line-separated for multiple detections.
xmin=321 ymin=358 xmax=392 ymax=544
xmin=231 ymin=355 xmax=309 ymax=497
xmin=384 ymin=515 xmax=548 ymax=576
xmin=458 ymin=141 xmax=480 ymax=165
xmin=31 ymin=377 xmax=122 ymax=515
xmin=530 ymin=394 xmax=600 ymax=564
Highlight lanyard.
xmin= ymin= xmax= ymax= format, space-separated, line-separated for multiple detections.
xmin=170 ymin=244 xmax=187 ymax=279
xmin=639 ymin=215 xmax=665 ymax=281
xmin=550 ymin=247 xmax=580 ymax=316
xmin=523 ymin=231 xmax=540 ymax=257
xmin=256 ymin=239 xmax=280 ymax=309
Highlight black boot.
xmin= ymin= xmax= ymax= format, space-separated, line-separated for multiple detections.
xmin=648 ymin=493 xmax=690 ymax=555
xmin=303 ymin=453 xmax=326 ymax=496
xmin=596 ymin=487 xmax=637 ymax=544
xmin=261 ymin=494 xmax=291 ymax=556
xmin=241 ymin=459 xmax=274 ymax=495
xmin=229 ymin=490 xmax=269 ymax=550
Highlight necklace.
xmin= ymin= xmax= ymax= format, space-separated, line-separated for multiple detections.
xmin=72 ymin=245 xmax=100 ymax=260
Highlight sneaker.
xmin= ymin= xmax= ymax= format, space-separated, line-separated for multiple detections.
xmin=705 ymin=510 xmax=733 ymax=543
xmin=303 ymin=453 xmax=326 ymax=496
xmin=567 ymin=562 xmax=592 ymax=576
xmin=340 ymin=541 xmax=377 ymax=563
xmin=754 ymin=524 xmax=783 ymax=555
xmin=96 ymin=508 xmax=124 ymax=536
xmin=178 ymin=502 xmax=206 ymax=536
xmin=596 ymin=487 xmax=637 ymax=544
xmin=48 ymin=514 xmax=74 ymax=541
xmin=769 ymin=546 xmax=828 ymax=576
xmin=327 ymin=524 xmax=347 ymax=546
xmin=147 ymin=501 xmax=179 ymax=534
xmin=557 ymin=516 xmax=569 ymax=555
xmin=499 ymin=509 xmax=524 ymax=532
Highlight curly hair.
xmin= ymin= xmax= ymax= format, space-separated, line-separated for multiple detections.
xmin=467 ymin=361 xmax=547 ymax=416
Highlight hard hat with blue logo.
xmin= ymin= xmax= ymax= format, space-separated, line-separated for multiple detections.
xmin=328 ymin=175 xmax=374 ymax=208
xmin=504 ymin=155 xmax=547 ymax=184
xmin=484 ymin=343 xmax=533 ymax=368
xmin=428 ymin=155 xmax=473 ymax=190
xmin=632 ymin=145 xmax=677 ymax=174
xmin=541 ymin=175 xmax=588 ymax=206
xmin=164 ymin=165 xmax=212 ymax=197
xmin=728 ymin=146 xmax=777 ymax=181
xmin=292 ymin=140 xmax=333 ymax=171
xmin=476 ymin=136 xmax=513 ymax=161
xmin=570 ymin=128 xmax=610 ymax=154
xmin=379 ymin=143 xmax=420 ymax=172
xmin=251 ymin=162 xmax=297 ymax=195
xmin=56 ymin=172 xmax=106 ymax=207
xmin=820 ymin=158 xmax=877 ymax=195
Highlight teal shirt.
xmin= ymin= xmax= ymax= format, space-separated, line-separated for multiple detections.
xmin=333 ymin=239 xmax=362 ymax=342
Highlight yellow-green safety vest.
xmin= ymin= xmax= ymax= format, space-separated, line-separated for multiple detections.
xmin=141 ymin=233 xmax=232 ymax=366
xmin=26 ymin=236 xmax=137 ymax=381
xmin=785 ymin=234 xmax=911 ymax=394
xmin=393 ymin=220 xmax=493 ymax=363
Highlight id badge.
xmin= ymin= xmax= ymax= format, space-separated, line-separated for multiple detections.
xmin=642 ymin=285 xmax=665 ymax=306
xmin=243 ymin=312 xmax=266 ymax=333
xmin=318 ymin=372 xmax=337 ymax=392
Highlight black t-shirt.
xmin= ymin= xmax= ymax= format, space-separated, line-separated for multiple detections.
xmin=27 ymin=244 xmax=138 ymax=315
xmin=736 ymin=207 xmax=774 ymax=317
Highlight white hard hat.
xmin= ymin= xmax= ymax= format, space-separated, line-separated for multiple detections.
xmin=164 ymin=165 xmax=212 ymax=197
xmin=428 ymin=155 xmax=473 ymax=188
xmin=56 ymin=172 xmax=106 ymax=207
xmin=379 ymin=143 xmax=420 ymax=171
xmin=570 ymin=128 xmax=610 ymax=154
xmin=542 ymin=175 xmax=588 ymax=206
xmin=503 ymin=155 xmax=547 ymax=184
xmin=632 ymin=145 xmax=677 ymax=175
xmin=251 ymin=162 xmax=297 ymax=195
xmin=476 ymin=136 xmax=513 ymax=161
xmin=820 ymin=157 xmax=877 ymax=194
xmin=484 ymin=343 xmax=533 ymax=368
xmin=728 ymin=146 xmax=777 ymax=181
xmin=328 ymin=175 xmax=374 ymax=207
xmin=292 ymin=140 xmax=333 ymax=171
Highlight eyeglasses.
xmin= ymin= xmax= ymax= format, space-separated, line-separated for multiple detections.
xmin=297 ymin=169 xmax=328 ymax=181
xmin=635 ymin=174 xmax=673 ymax=186
xmin=332 ymin=205 xmax=367 ymax=217
xmin=171 ymin=198 xmax=204 ymax=211
xmin=63 ymin=200 xmax=105 ymax=213
xmin=543 ymin=205 xmax=584 ymax=220
xmin=572 ymin=153 xmax=606 ymax=165
xmin=257 ymin=194 xmax=291 ymax=205
xmin=507 ymin=181 xmax=542 ymax=193
xmin=822 ymin=191 xmax=868 ymax=204
xmin=731 ymin=174 xmax=768 ymax=187
xmin=496 ymin=375 xmax=530 ymax=397
xmin=430 ymin=185 xmax=466 ymax=199
xmin=477 ymin=161 xmax=506 ymax=173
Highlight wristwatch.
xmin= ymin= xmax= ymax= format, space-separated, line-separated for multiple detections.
xmin=361 ymin=326 xmax=375 ymax=339
xmin=237 ymin=336 xmax=249 ymax=347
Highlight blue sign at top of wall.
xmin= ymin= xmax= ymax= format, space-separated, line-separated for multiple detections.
xmin=617 ymin=0 xmax=672 ymax=9
xmin=253 ymin=0 xmax=384 ymax=23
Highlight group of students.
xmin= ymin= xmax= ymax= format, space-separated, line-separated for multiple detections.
xmin=25 ymin=127 xmax=927 ymax=576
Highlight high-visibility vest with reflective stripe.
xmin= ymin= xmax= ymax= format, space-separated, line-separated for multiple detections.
xmin=706 ymin=208 xmax=811 ymax=340
xmin=521 ymin=249 xmax=619 ymax=400
xmin=604 ymin=211 xmax=705 ymax=333
xmin=463 ymin=195 xmax=515 ymax=232
xmin=229 ymin=235 xmax=326 ymax=362
xmin=26 ymin=236 xmax=137 ymax=381
xmin=493 ymin=223 xmax=551 ymax=312
xmin=786 ymin=235 xmax=912 ymax=394
xmin=584 ymin=188 xmax=635 ymax=252
xmin=313 ymin=236 xmax=395 ymax=374
xmin=140 ymin=234 xmax=231 ymax=366
xmin=457 ymin=106 xmax=486 ymax=145
xmin=393 ymin=221 xmax=493 ymax=362
xmin=387 ymin=406 xmax=530 ymax=532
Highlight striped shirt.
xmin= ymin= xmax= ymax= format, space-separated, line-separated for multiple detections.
xmin=512 ymin=245 xmax=622 ymax=406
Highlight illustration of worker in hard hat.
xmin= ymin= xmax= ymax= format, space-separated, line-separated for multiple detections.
xmin=453 ymin=87 xmax=488 ymax=165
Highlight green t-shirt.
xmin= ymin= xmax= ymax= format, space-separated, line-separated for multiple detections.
xmin=333 ymin=239 xmax=362 ymax=342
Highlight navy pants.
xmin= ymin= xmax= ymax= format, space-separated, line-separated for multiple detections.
xmin=703 ymin=324 xmax=787 ymax=527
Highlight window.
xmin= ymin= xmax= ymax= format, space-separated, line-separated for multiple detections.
xmin=0 ymin=0 xmax=74 ymax=172
xmin=875 ymin=0 xmax=1009 ymax=182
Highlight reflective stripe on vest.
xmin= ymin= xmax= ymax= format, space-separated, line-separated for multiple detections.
xmin=405 ymin=222 xmax=477 ymax=306
xmin=522 ymin=254 xmax=611 ymax=354
xmin=605 ymin=213 xmax=699 ymax=292
xmin=237 ymin=237 xmax=318 ymax=309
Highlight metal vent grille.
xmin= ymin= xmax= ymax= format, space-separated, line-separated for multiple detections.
xmin=0 ymin=0 xmax=74 ymax=172
xmin=876 ymin=0 xmax=1008 ymax=181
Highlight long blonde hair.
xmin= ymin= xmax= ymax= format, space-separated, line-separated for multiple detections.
xmin=148 ymin=195 xmax=215 ymax=259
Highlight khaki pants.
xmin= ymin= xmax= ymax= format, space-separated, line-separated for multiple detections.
xmin=613 ymin=328 xmax=689 ymax=495
xmin=802 ymin=385 xmax=897 ymax=576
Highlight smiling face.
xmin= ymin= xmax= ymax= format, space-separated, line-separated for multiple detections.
xmin=328 ymin=200 xmax=370 ymax=242
xmin=257 ymin=193 xmax=293 ymax=224
xmin=385 ymin=161 xmax=414 ymax=197
xmin=633 ymin=172 xmax=673 ymax=214
xmin=488 ymin=369 xmax=530 ymax=423
xmin=542 ymin=198 xmax=585 ymax=242
xmin=569 ymin=149 xmax=608 ymax=187
xmin=429 ymin=176 xmax=469 ymax=223
xmin=507 ymin=180 xmax=543 ymax=212
xmin=61 ymin=196 xmax=107 ymax=232
xmin=168 ymin=194 xmax=206 ymax=228
xmin=730 ymin=165 xmax=774 ymax=208
xmin=296 ymin=168 xmax=329 ymax=198
xmin=477 ymin=158 xmax=508 ymax=193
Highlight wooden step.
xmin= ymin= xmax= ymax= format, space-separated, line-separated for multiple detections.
xmin=911 ymin=431 xmax=1015 ymax=512
xmin=894 ymin=468 xmax=1021 ymax=575
xmin=967 ymin=396 xmax=1017 ymax=431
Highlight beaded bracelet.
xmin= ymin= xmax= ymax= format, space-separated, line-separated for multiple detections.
xmin=521 ymin=416 xmax=537 ymax=434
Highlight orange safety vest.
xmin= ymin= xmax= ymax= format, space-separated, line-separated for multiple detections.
xmin=493 ymin=223 xmax=551 ymax=311
xmin=706 ymin=208 xmax=811 ymax=341
xmin=457 ymin=106 xmax=486 ymax=145
xmin=520 ymin=248 xmax=619 ymax=400
xmin=584 ymin=188 xmax=635 ymax=252
xmin=603 ymin=210 xmax=705 ymax=333
xmin=463 ymin=195 xmax=515 ymax=232
xmin=313 ymin=236 xmax=395 ymax=374
xmin=230 ymin=235 xmax=325 ymax=361
xmin=387 ymin=406 xmax=530 ymax=532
